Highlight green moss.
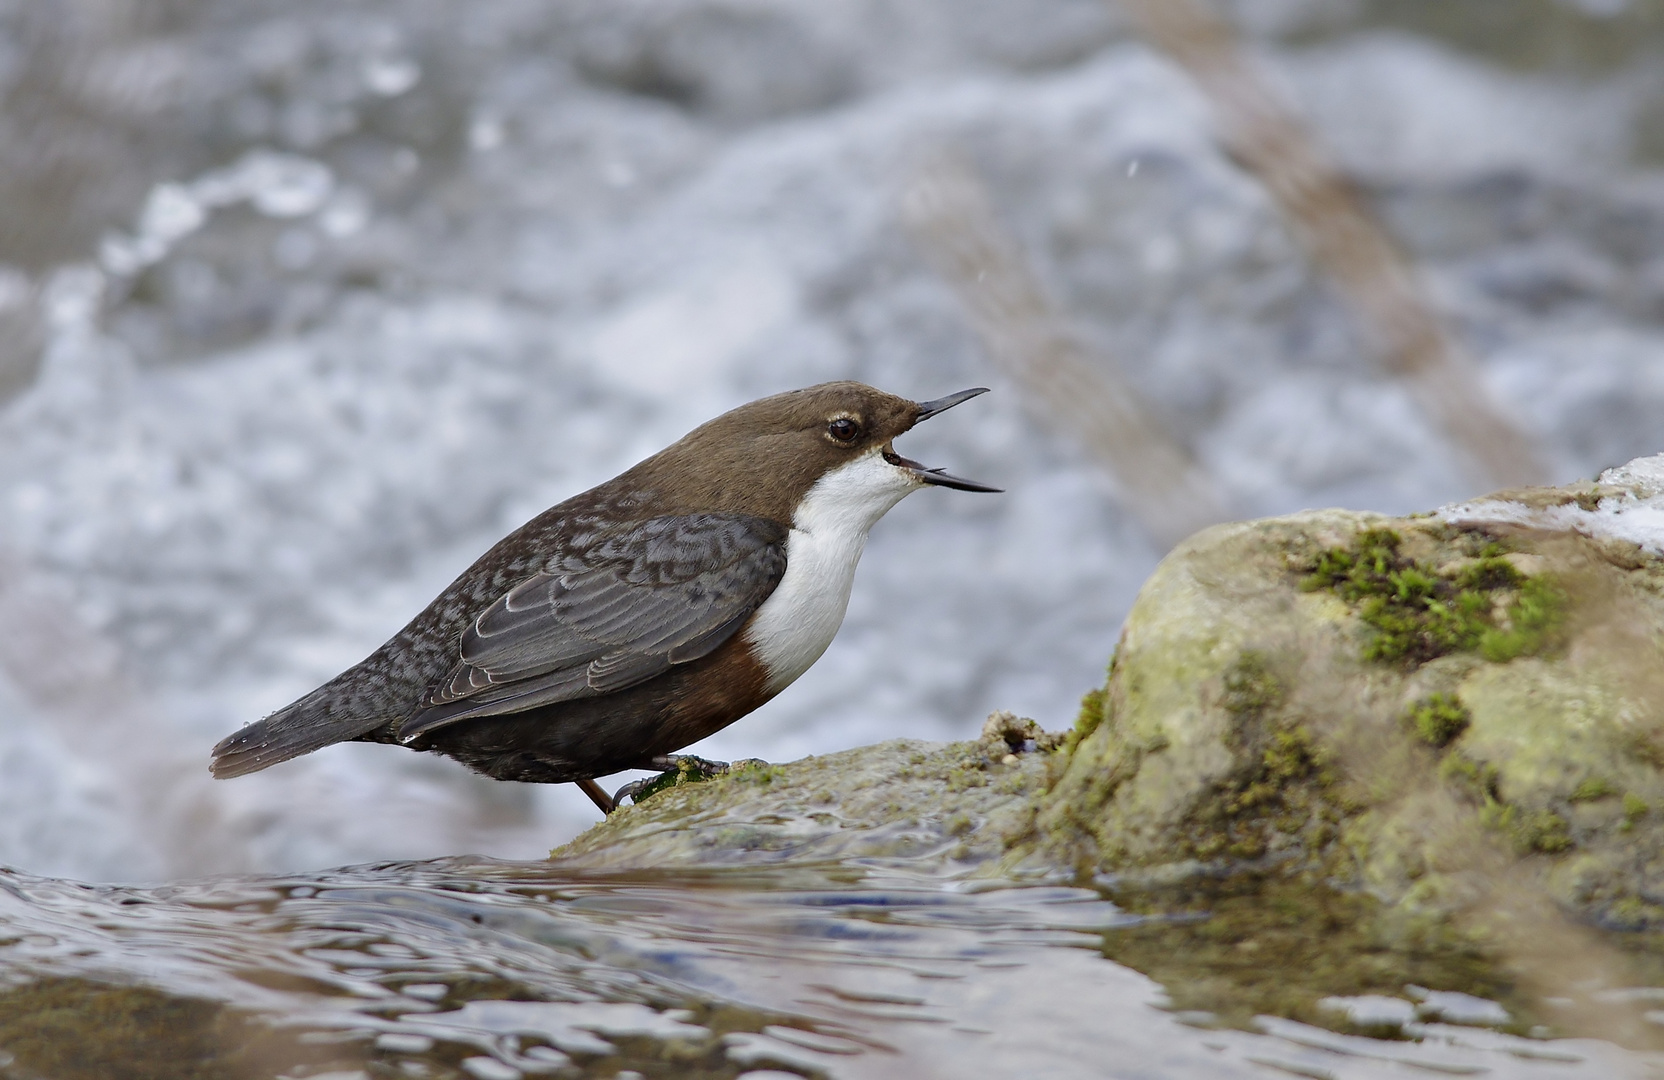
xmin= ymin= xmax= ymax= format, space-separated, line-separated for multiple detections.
xmin=1221 ymin=651 xmax=1284 ymax=720
xmin=1407 ymin=693 xmax=1470 ymax=748
xmin=1624 ymin=792 xmax=1650 ymax=824
xmin=1517 ymin=809 xmax=1573 ymax=854
xmin=1303 ymin=529 xmax=1564 ymax=668
xmin=730 ymin=761 xmax=783 ymax=786
xmin=1478 ymin=576 xmax=1569 ymax=662
xmin=1221 ymin=653 xmax=1327 ymax=792
xmin=1170 ymin=653 xmax=1343 ymax=866
xmin=1570 ymin=777 xmax=1618 ymax=803
xmin=634 ymin=768 xmax=697 ymax=802
xmin=1440 ymin=743 xmax=1575 ymax=854
xmin=1063 ymin=650 xmax=1121 ymax=758
xmin=1479 ymin=803 xmax=1573 ymax=855
xmin=1439 ymin=752 xmax=1500 ymax=802
xmin=1605 ymin=895 xmax=1664 ymax=931
xmin=1066 ymin=685 xmax=1108 ymax=754
xmin=1475 ymin=798 xmax=1513 ymax=829
xmin=1262 ymin=727 xmax=1321 ymax=785
xmin=630 ymin=764 xmax=705 ymax=804
xmin=945 ymin=763 xmax=989 ymax=792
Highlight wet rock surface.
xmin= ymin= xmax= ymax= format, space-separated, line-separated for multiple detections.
xmin=1032 ymin=454 xmax=1664 ymax=936
xmin=556 ymin=733 xmax=1053 ymax=872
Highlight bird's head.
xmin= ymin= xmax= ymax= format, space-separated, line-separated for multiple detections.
xmin=638 ymin=381 xmax=999 ymax=523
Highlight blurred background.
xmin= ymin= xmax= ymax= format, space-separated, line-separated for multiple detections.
xmin=1 ymin=0 xmax=1662 ymax=882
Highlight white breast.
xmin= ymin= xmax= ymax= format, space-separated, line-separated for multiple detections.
xmin=744 ymin=450 xmax=922 ymax=693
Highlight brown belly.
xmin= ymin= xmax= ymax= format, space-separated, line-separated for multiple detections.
xmin=409 ymin=634 xmax=775 ymax=783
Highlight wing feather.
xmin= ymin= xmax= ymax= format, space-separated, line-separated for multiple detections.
xmin=400 ymin=513 xmax=787 ymax=740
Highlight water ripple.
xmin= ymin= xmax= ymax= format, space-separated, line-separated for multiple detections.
xmin=0 ymin=859 xmax=1650 ymax=1079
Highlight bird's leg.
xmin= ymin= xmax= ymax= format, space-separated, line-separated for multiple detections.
xmin=574 ymin=777 xmax=616 ymax=815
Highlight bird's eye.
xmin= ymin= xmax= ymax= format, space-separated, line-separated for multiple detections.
xmin=827 ymin=418 xmax=860 ymax=443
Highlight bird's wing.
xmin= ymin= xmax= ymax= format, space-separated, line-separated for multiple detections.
xmin=399 ymin=513 xmax=788 ymax=740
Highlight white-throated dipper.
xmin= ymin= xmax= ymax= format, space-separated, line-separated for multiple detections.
xmin=210 ymin=382 xmax=998 ymax=813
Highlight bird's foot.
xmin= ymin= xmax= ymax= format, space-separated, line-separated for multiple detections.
xmin=612 ymin=754 xmax=770 ymax=807
xmin=646 ymin=753 xmax=732 ymax=777
xmin=610 ymin=777 xmax=648 ymax=808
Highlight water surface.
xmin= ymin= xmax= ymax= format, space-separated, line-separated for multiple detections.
xmin=0 ymin=857 xmax=1651 ymax=1079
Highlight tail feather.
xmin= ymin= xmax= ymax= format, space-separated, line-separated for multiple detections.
xmin=209 ymin=683 xmax=387 ymax=778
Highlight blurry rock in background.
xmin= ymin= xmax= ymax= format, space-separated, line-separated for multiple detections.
xmin=0 ymin=0 xmax=1662 ymax=880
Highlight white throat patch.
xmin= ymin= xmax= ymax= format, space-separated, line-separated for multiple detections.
xmin=744 ymin=450 xmax=922 ymax=693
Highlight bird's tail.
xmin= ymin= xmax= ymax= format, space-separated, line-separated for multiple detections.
xmin=209 ymin=679 xmax=386 ymax=778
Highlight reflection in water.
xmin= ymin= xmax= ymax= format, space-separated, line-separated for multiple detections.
xmin=0 ymin=859 xmax=1650 ymax=1079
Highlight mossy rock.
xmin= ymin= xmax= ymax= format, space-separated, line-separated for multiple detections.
xmin=1025 ymin=464 xmax=1664 ymax=938
xmin=1008 ymin=457 xmax=1664 ymax=1043
xmin=555 ymin=736 xmax=1054 ymax=871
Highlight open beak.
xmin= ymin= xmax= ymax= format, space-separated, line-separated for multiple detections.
xmin=886 ymin=387 xmax=1002 ymax=493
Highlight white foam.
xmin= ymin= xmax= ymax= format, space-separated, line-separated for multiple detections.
xmin=1439 ymin=453 xmax=1664 ymax=555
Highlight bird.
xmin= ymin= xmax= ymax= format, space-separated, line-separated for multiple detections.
xmin=210 ymin=381 xmax=999 ymax=813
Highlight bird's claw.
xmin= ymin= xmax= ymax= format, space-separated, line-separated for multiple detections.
xmin=646 ymin=753 xmax=731 ymax=778
xmin=612 ymin=754 xmax=771 ymax=808
xmin=610 ymin=777 xmax=648 ymax=807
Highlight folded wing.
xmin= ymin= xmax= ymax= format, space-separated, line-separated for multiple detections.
xmin=398 ymin=513 xmax=788 ymax=740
